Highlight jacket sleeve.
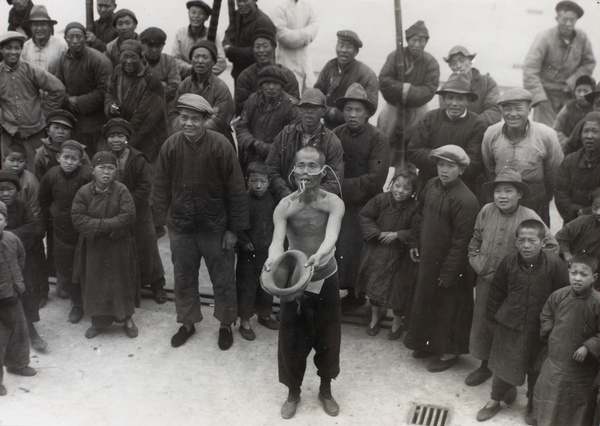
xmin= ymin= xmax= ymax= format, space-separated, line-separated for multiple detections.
xmin=222 ymin=144 xmax=250 ymax=232
xmin=164 ymin=56 xmax=183 ymax=104
xmin=29 ymin=64 xmax=66 ymax=115
xmin=266 ymin=130 xmax=292 ymax=200
xmin=270 ymin=2 xmax=319 ymax=49
xmin=322 ymin=134 xmax=344 ymax=196
xmin=487 ymin=257 xmax=509 ymax=322
xmin=405 ymin=56 xmax=440 ymax=108
xmin=213 ymin=34 xmax=228 ymax=76
xmin=552 ymin=256 xmax=570 ymax=292
xmin=38 ymin=173 xmax=52 ymax=227
xmin=129 ymin=156 xmax=152 ymax=206
xmin=360 ymin=66 xmax=379 ymax=111
xmin=234 ymin=97 xmax=258 ymax=151
xmin=204 ymin=82 xmax=234 ymax=133
xmin=481 ymin=127 xmax=497 ymax=181
xmin=359 ymin=195 xmax=383 ymax=241
xmin=128 ymin=78 xmax=167 ymax=151
xmin=565 ymin=35 xmax=596 ymax=90
xmin=542 ymin=130 xmax=564 ymax=197
xmin=379 ymin=51 xmax=403 ymax=105
xmin=171 ymin=31 xmax=193 ymax=77
xmin=71 ymin=187 xmax=102 ymax=234
xmin=74 ymin=53 xmax=113 ymax=115
xmin=554 ymin=155 xmax=583 ymax=222
xmin=406 ymin=113 xmax=436 ymax=176
xmin=563 ymin=119 xmax=583 ymax=155
xmin=313 ymin=62 xmax=330 ymax=100
xmin=9 ymin=205 xmax=37 ymax=246
xmin=234 ymin=70 xmax=253 ymax=116
xmin=468 ymin=209 xmax=485 ymax=276
xmin=553 ymin=104 xmax=569 ymax=148
xmin=151 ymin=141 xmax=173 ymax=227
xmin=584 ymin=305 xmax=600 ymax=360
xmin=408 ymin=181 xmax=427 ymax=249
xmin=555 ymin=220 xmax=577 ymax=257
xmin=523 ymin=32 xmax=549 ymax=105
xmin=478 ymin=75 xmax=502 ymax=126
xmin=100 ymin=185 xmax=136 ymax=232
xmin=539 ymin=293 xmax=556 ymax=340
xmin=341 ymin=131 xmax=390 ymax=205
xmin=462 ymin=117 xmax=486 ymax=181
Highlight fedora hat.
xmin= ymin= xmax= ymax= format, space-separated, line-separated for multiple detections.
xmin=444 ymin=45 xmax=476 ymax=63
xmin=483 ymin=167 xmax=531 ymax=198
xmin=24 ymin=5 xmax=57 ymax=25
xmin=260 ymin=250 xmax=314 ymax=302
xmin=436 ymin=73 xmax=478 ymax=102
xmin=334 ymin=82 xmax=376 ymax=116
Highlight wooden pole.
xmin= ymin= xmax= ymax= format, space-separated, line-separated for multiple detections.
xmin=207 ymin=0 xmax=223 ymax=43
xmin=394 ymin=0 xmax=406 ymax=166
xmin=85 ymin=0 xmax=94 ymax=32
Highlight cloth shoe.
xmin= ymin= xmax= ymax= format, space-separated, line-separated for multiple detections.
xmin=239 ymin=324 xmax=256 ymax=341
xmin=85 ymin=326 xmax=101 ymax=339
xmin=0 ymin=384 xmax=6 ymax=396
xmin=69 ymin=305 xmax=84 ymax=324
xmin=28 ymin=323 xmax=48 ymax=351
xmin=124 ymin=320 xmax=138 ymax=338
xmin=365 ymin=322 xmax=381 ymax=336
xmin=152 ymin=287 xmax=168 ymax=304
xmin=7 ymin=366 xmax=36 ymax=376
xmin=171 ymin=324 xmax=195 ymax=348
xmin=476 ymin=403 xmax=501 ymax=422
xmin=465 ymin=365 xmax=493 ymax=386
xmin=412 ymin=350 xmax=436 ymax=359
xmin=318 ymin=392 xmax=340 ymax=417
xmin=387 ymin=327 xmax=403 ymax=340
xmin=218 ymin=326 xmax=233 ymax=350
xmin=257 ymin=315 xmax=279 ymax=330
xmin=281 ymin=396 xmax=300 ymax=419
xmin=427 ymin=356 xmax=459 ymax=372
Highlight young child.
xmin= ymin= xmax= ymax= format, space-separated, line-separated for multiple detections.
xmin=0 ymin=200 xmax=37 ymax=397
xmin=264 ymin=146 xmax=345 ymax=419
xmin=532 ymin=253 xmax=600 ymax=426
xmin=404 ymin=145 xmax=479 ymax=373
xmin=358 ymin=165 xmax=419 ymax=339
xmin=34 ymin=109 xmax=78 ymax=182
xmin=556 ymin=187 xmax=600 ymax=266
xmin=71 ymin=151 xmax=138 ymax=339
xmin=477 ymin=219 xmax=569 ymax=423
xmin=38 ymin=140 xmax=92 ymax=323
xmin=236 ymin=161 xmax=278 ymax=341
xmin=0 ymin=170 xmax=46 ymax=351
xmin=553 ymin=75 xmax=595 ymax=148
xmin=466 ymin=168 xmax=558 ymax=387
xmin=105 ymin=118 xmax=167 ymax=305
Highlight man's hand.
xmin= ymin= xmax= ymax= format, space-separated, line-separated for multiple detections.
xmin=378 ymin=232 xmax=399 ymax=245
xmin=573 ymin=345 xmax=589 ymax=363
xmin=109 ymin=103 xmax=121 ymax=116
xmin=242 ymin=242 xmax=254 ymax=252
xmin=86 ymin=32 xmax=97 ymax=43
xmin=563 ymin=252 xmax=574 ymax=263
xmin=306 ymin=252 xmax=322 ymax=269
xmin=263 ymin=257 xmax=273 ymax=272
xmin=222 ymin=230 xmax=238 ymax=251
xmin=67 ymin=96 xmax=80 ymax=114
xmin=409 ymin=247 xmax=420 ymax=263
xmin=155 ymin=226 xmax=166 ymax=239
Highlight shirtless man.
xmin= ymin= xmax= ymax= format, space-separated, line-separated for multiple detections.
xmin=264 ymin=146 xmax=345 ymax=419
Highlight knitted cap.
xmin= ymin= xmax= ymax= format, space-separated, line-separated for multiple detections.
xmin=258 ymin=65 xmax=287 ymax=87
xmin=0 ymin=170 xmax=21 ymax=191
xmin=65 ymin=22 xmax=87 ymax=36
xmin=189 ymin=39 xmax=217 ymax=63
xmin=252 ymin=28 xmax=277 ymax=47
xmin=113 ymin=9 xmax=138 ymax=27
xmin=119 ymin=39 xmax=143 ymax=56
xmin=405 ymin=21 xmax=429 ymax=40
xmin=103 ymin=118 xmax=133 ymax=138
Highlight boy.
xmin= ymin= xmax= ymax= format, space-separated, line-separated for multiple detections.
xmin=0 ymin=200 xmax=37 ymax=397
xmin=532 ymin=253 xmax=600 ymax=426
xmin=34 ymin=110 xmax=79 ymax=182
xmin=553 ymin=75 xmax=595 ymax=148
xmin=477 ymin=219 xmax=569 ymax=423
xmin=0 ymin=170 xmax=46 ymax=351
xmin=264 ymin=146 xmax=345 ymax=419
xmin=38 ymin=140 xmax=92 ymax=324
xmin=236 ymin=161 xmax=278 ymax=341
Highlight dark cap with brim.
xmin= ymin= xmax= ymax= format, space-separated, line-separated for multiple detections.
xmin=336 ymin=30 xmax=362 ymax=50
xmin=60 ymin=140 xmax=85 ymax=156
xmin=47 ymin=109 xmax=77 ymax=129
xmin=103 ymin=118 xmax=133 ymax=138
xmin=584 ymin=82 xmax=600 ymax=104
xmin=186 ymin=0 xmax=212 ymax=15
xmin=92 ymin=151 xmax=118 ymax=168
xmin=556 ymin=1 xmax=584 ymax=18
xmin=298 ymin=88 xmax=326 ymax=108
xmin=140 ymin=27 xmax=167 ymax=45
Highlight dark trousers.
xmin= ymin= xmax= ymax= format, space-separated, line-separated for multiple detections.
xmin=278 ymin=274 xmax=341 ymax=389
xmin=21 ymin=241 xmax=45 ymax=323
xmin=491 ymin=373 xmax=539 ymax=402
xmin=53 ymin=234 xmax=82 ymax=306
xmin=0 ymin=296 xmax=30 ymax=384
xmin=236 ymin=250 xmax=273 ymax=320
xmin=169 ymin=229 xmax=237 ymax=325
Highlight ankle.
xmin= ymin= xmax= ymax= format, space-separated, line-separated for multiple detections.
xmin=319 ymin=379 xmax=332 ymax=398
xmin=288 ymin=387 xmax=301 ymax=401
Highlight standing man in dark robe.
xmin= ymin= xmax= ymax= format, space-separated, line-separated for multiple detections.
xmin=314 ymin=30 xmax=378 ymax=130
xmin=333 ymin=83 xmax=390 ymax=311
xmin=223 ymin=0 xmax=276 ymax=82
xmin=86 ymin=0 xmax=118 ymax=53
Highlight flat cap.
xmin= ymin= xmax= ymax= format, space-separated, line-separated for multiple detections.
xmin=47 ymin=109 xmax=77 ymax=129
xmin=60 ymin=140 xmax=85 ymax=156
xmin=252 ymin=28 xmax=277 ymax=47
xmin=23 ymin=5 xmax=57 ymax=25
xmin=113 ymin=9 xmax=138 ymax=27
xmin=119 ymin=39 xmax=143 ymax=56
xmin=177 ymin=93 xmax=214 ymax=115
xmin=556 ymin=1 xmax=584 ymax=18
xmin=336 ymin=30 xmax=362 ymax=50
xmin=92 ymin=151 xmax=118 ymax=168
xmin=186 ymin=0 xmax=212 ymax=15
xmin=298 ymin=88 xmax=326 ymax=108
xmin=103 ymin=118 xmax=133 ymax=138
xmin=0 ymin=170 xmax=21 ymax=191
xmin=189 ymin=39 xmax=217 ymax=63
xmin=443 ymin=45 xmax=476 ymax=63
xmin=436 ymin=72 xmax=478 ymax=101
xmin=65 ymin=22 xmax=87 ymax=36
xmin=0 ymin=31 xmax=26 ymax=47
xmin=498 ymin=88 xmax=533 ymax=105
xmin=584 ymin=82 xmax=600 ymax=104
xmin=405 ymin=20 xmax=429 ymax=40
xmin=258 ymin=65 xmax=287 ymax=87
xmin=334 ymin=82 xmax=376 ymax=116
xmin=0 ymin=201 xmax=7 ymax=219
xmin=140 ymin=27 xmax=167 ymax=45
xmin=428 ymin=144 xmax=470 ymax=168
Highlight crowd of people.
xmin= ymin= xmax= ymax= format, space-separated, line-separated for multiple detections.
xmin=1 ymin=0 xmax=600 ymax=424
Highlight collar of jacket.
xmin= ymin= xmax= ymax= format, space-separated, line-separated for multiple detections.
xmin=66 ymin=46 xmax=88 ymax=60
xmin=240 ymin=6 xmax=258 ymax=24
xmin=41 ymin=137 xmax=61 ymax=153
xmin=295 ymin=120 xmax=324 ymax=139
xmin=436 ymin=176 xmax=462 ymax=190
xmin=183 ymin=127 xmax=207 ymax=146
xmin=571 ymin=285 xmax=593 ymax=299
xmin=192 ymin=69 xmax=213 ymax=86
xmin=517 ymin=250 xmax=544 ymax=271
xmin=1 ymin=60 xmax=20 ymax=73
xmin=502 ymin=120 xmax=531 ymax=143
xmin=187 ymin=25 xmax=207 ymax=40
xmin=93 ymin=181 xmax=115 ymax=194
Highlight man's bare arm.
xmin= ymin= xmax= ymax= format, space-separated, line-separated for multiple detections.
xmin=306 ymin=194 xmax=345 ymax=267
xmin=264 ymin=200 xmax=289 ymax=271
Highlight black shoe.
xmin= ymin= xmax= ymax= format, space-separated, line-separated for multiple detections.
xmin=123 ymin=320 xmax=139 ymax=338
xmin=412 ymin=350 xmax=436 ymax=359
xmin=28 ymin=323 xmax=48 ymax=351
xmin=171 ymin=325 xmax=195 ymax=348
xmin=152 ymin=288 xmax=168 ymax=304
xmin=239 ymin=325 xmax=255 ymax=341
xmin=465 ymin=365 xmax=493 ymax=386
xmin=69 ymin=305 xmax=84 ymax=324
xmin=218 ymin=326 xmax=233 ymax=350
xmin=340 ymin=293 xmax=366 ymax=312
xmin=7 ymin=366 xmax=36 ymax=376
xmin=427 ymin=356 xmax=459 ymax=372
xmin=257 ymin=315 xmax=279 ymax=330
xmin=318 ymin=392 xmax=340 ymax=417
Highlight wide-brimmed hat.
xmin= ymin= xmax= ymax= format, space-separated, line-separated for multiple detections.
xmin=47 ymin=109 xmax=77 ymax=129
xmin=428 ymin=144 xmax=470 ymax=167
xmin=498 ymin=88 xmax=533 ymax=105
xmin=260 ymin=250 xmax=314 ymax=303
xmin=186 ymin=0 xmax=212 ymax=15
xmin=0 ymin=31 xmax=26 ymax=47
xmin=103 ymin=118 xmax=133 ymax=138
xmin=483 ymin=167 xmax=531 ymax=198
xmin=23 ymin=5 xmax=57 ymax=26
xmin=298 ymin=88 xmax=326 ymax=108
xmin=443 ymin=45 xmax=476 ymax=63
xmin=177 ymin=93 xmax=214 ymax=115
xmin=334 ymin=82 xmax=376 ymax=116
xmin=585 ymin=82 xmax=600 ymax=104
xmin=435 ymin=73 xmax=478 ymax=102
xmin=258 ymin=65 xmax=287 ymax=87
xmin=556 ymin=1 xmax=584 ymax=19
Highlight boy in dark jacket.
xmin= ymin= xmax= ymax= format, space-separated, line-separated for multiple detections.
xmin=38 ymin=141 xmax=93 ymax=324
xmin=477 ymin=219 xmax=569 ymax=423
xmin=236 ymin=161 xmax=278 ymax=341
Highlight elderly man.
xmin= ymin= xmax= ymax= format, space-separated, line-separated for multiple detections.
xmin=482 ymin=88 xmax=564 ymax=226
xmin=153 ymin=93 xmax=248 ymax=351
xmin=332 ymin=83 xmax=390 ymax=312
xmin=314 ymin=30 xmax=378 ymax=130
xmin=21 ymin=5 xmax=68 ymax=76
xmin=378 ymin=20 xmax=440 ymax=166
xmin=140 ymin=27 xmax=181 ymax=105
xmin=269 ymin=0 xmax=319 ymax=93
xmin=86 ymin=0 xmax=118 ymax=53
xmin=0 ymin=31 xmax=65 ymax=171
xmin=523 ymin=1 xmax=596 ymax=127
xmin=444 ymin=46 xmax=501 ymax=126
xmin=235 ymin=65 xmax=299 ymax=173
xmin=172 ymin=1 xmax=227 ymax=79
xmin=266 ymin=88 xmax=344 ymax=201
xmin=104 ymin=9 xmax=139 ymax=67
xmin=56 ymin=22 xmax=113 ymax=157
xmin=7 ymin=0 xmax=34 ymax=38
xmin=171 ymin=40 xmax=235 ymax=145
xmin=407 ymin=73 xmax=487 ymax=194
xmin=235 ymin=29 xmax=299 ymax=116
xmin=223 ymin=0 xmax=276 ymax=81
xmin=105 ymin=39 xmax=168 ymax=163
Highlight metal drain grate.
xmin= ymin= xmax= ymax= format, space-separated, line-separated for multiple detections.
xmin=407 ymin=403 xmax=451 ymax=426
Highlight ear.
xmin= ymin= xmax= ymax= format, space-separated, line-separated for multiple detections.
xmin=593 ymin=273 xmax=599 ymax=282
xmin=56 ymin=152 xmax=61 ymax=161
xmin=458 ymin=166 xmax=466 ymax=175
xmin=541 ymin=237 xmax=548 ymax=247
